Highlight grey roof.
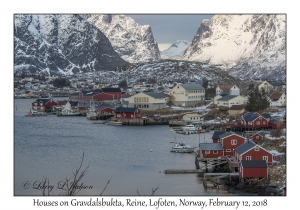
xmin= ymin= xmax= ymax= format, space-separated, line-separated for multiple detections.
xmin=143 ymin=92 xmax=168 ymax=99
xmin=95 ymin=104 xmax=115 ymax=109
xmin=241 ymin=160 xmax=267 ymax=168
xmin=261 ymin=113 xmax=271 ymax=119
xmin=244 ymin=114 xmax=259 ymax=122
xmin=219 ymin=131 xmax=244 ymax=139
xmin=115 ymin=107 xmax=138 ymax=113
xmin=268 ymin=81 xmax=283 ymax=87
xmin=229 ymin=105 xmax=245 ymax=110
xmin=235 ymin=141 xmax=256 ymax=155
xmin=78 ymin=101 xmax=91 ymax=107
xmin=180 ymin=83 xmax=205 ymax=90
xmin=217 ymin=95 xmax=238 ymax=101
xmin=212 ymin=131 xmax=226 ymax=139
xmin=199 ymin=143 xmax=223 ymax=150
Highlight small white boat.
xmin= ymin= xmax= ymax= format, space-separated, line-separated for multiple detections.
xmin=170 ymin=142 xmax=197 ymax=153
xmin=25 ymin=109 xmax=48 ymax=117
xmin=182 ymin=124 xmax=197 ymax=132
xmin=60 ymin=109 xmax=81 ymax=116
xmin=107 ymin=119 xmax=122 ymax=125
xmin=58 ymin=101 xmax=81 ymax=116
xmin=86 ymin=107 xmax=98 ymax=120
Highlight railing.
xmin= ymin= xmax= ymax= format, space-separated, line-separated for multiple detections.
xmin=219 ymin=156 xmax=239 ymax=167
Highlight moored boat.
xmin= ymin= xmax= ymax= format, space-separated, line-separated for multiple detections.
xmin=86 ymin=107 xmax=98 ymax=120
xmin=60 ymin=109 xmax=81 ymax=116
xmin=107 ymin=119 xmax=122 ymax=125
xmin=25 ymin=109 xmax=48 ymax=117
xmin=170 ymin=142 xmax=197 ymax=153
xmin=181 ymin=124 xmax=197 ymax=132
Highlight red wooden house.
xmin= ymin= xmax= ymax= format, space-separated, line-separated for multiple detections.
xmin=235 ymin=141 xmax=274 ymax=166
xmin=198 ymin=143 xmax=223 ymax=159
xmin=269 ymin=119 xmax=285 ymax=129
xmin=251 ymin=132 xmax=265 ymax=143
xmin=239 ymin=160 xmax=268 ymax=179
xmin=32 ymin=98 xmax=57 ymax=112
xmin=240 ymin=112 xmax=269 ymax=129
xmin=69 ymin=90 xmax=117 ymax=102
xmin=218 ymin=132 xmax=247 ymax=157
xmin=95 ymin=104 xmax=115 ymax=117
xmin=115 ymin=107 xmax=141 ymax=119
xmin=100 ymin=88 xmax=122 ymax=100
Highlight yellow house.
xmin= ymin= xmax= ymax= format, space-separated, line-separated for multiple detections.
xmin=228 ymin=105 xmax=246 ymax=118
xmin=182 ymin=113 xmax=201 ymax=122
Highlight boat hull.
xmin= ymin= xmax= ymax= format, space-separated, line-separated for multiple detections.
xmin=170 ymin=148 xmax=196 ymax=153
xmin=108 ymin=121 xmax=122 ymax=125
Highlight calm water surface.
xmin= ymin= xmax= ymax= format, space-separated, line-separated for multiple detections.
xmin=14 ymin=99 xmax=229 ymax=196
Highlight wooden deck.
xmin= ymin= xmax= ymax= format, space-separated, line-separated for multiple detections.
xmin=164 ymin=169 xmax=204 ymax=174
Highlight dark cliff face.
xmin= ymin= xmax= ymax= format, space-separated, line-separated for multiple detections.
xmin=14 ymin=14 xmax=127 ymax=76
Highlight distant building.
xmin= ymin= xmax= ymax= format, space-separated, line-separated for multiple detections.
xmin=216 ymin=84 xmax=240 ymax=96
xmin=127 ymin=92 xmax=168 ymax=110
xmin=169 ymin=83 xmax=205 ymax=107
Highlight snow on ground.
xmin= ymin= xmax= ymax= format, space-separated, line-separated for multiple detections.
xmin=265 ymin=134 xmax=286 ymax=140
xmin=171 ymin=102 xmax=213 ymax=111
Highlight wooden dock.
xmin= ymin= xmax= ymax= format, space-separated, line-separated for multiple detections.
xmin=164 ymin=169 xmax=204 ymax=174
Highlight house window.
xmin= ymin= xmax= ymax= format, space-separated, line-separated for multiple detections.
xmin=226 ymin=149 xmax=231 ymax=152
xmin=248 ymin=122 xmax=252 ymax=125
xmin=263 ymin=121 xmax=266 ymax=125
xmin=218 ymin=139 xmax=221 ymax=143
xmin=256 ymin=121 xmax=260 ymax=125
xmin=256 ymin=136 xmax=259 ymax=139
xmin=231 ymin=140 xmax=237 ymax=145
xmin=213 ymin=151 xmax=218 ymax=154
xmin=246 ymin=156 xmax=251 ymax=160
xmin=255 ymin=146 xmax=259 ymax=151
xmin=205 ymin=150 xmax=210 ymax=154
xmin=263 ymin=156 xmax=268 ymax=162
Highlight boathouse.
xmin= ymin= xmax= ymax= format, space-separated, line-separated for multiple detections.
xmin=115 ymin=107 xmax=141 ymax=119
xmin=239 ymin=160 xmax=268 ymax=179
xmin=32 ymin=98 xmax=57 ymax=112
xmin=251 ymin=132 xmax=265 ymax=143
xmin=199 ymin=143 xmax=223 ymax=159
xmin=100 ymin=88 xmax=122 ymax=100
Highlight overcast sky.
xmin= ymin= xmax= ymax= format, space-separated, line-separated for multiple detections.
xmin=126 ymin=14 xmax=214 ymax=51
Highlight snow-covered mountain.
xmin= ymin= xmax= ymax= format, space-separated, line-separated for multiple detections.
xmin=161 ymin=40 xmax=191 ymax=59
xmin=75 ymin=60 xmax=243 ymax=88
xmin=14 ymin=14 xmax=127 ymax=76
xmin=182 ymin=15 xmax=286 ymax=80
xmin=83 ymin=14 xmax=161 ymax=63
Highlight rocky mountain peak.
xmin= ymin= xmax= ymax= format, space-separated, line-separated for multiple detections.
xmin=85 ymin=14 xmax=161 ymax=63
xmin=182 ymin=14 xmax=286 ymax=80
xmin=14 ymin=14 xmax=127 ymax=76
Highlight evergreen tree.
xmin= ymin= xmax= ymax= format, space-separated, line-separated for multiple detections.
xmin=118 ymin=79 xmax=128 ymax=89
xmin=245 ymin=90 xmax=270 ymax=112
xmin=245 ymin=92 xmax=257 ymax=112
xmin=260 ymin=89 xmax=270 ymax=111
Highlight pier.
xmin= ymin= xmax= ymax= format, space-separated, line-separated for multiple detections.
xmin=164 ymin=169 xmax=204 ymax=174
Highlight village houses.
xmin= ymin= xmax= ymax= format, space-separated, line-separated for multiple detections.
xmin=168 ymin=83 xmax=205 ymax=107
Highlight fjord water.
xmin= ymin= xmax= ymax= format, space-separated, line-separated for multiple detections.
xmin=14 ymin=99 xmax=228 ymax=196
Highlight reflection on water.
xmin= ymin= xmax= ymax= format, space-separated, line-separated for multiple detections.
xmin=14 ymin=99 xmax=229 ymax=196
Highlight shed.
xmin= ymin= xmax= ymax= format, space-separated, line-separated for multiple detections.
xmin=239 ymin=160 xmax=268 ymax=179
